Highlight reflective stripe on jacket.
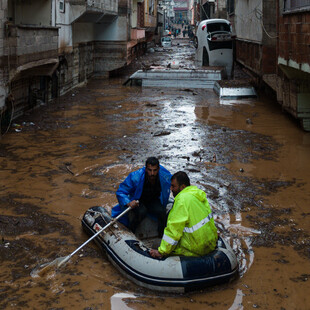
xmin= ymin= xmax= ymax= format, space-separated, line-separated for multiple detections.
xmin=158 ymin=185 xmax=218 ymax=257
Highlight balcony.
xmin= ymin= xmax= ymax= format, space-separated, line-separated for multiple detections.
xmin=144 ymin=14 xmax=157 ymax=30
xmin=6 ymin=24 xmax=59 ymax=81
xmin=131 ymin=28 xmax=146 ymax=41
xmin=68 ymin=0 xmax=118 ymax=23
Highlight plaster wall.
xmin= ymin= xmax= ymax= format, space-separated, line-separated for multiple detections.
xmin=56 ymin=2 xmax=74 ymax=49
xmin=72 ymin=23 xmax=95 ymax=44
xmin=234 ymin=0 xmax=262 ymax=43
xmin=94 ymin=17 xmax=127 ymax=41
xmin=0 ymin=0 xmax=8 ymax=109
xmin=131 ymin=0 xmax=138 ymax=28
xmin=217 ymin=0 xmax=226 ymax=12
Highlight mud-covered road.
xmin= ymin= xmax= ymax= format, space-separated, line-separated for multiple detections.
xmin=1 ymin=39 xmax=309 ymax=309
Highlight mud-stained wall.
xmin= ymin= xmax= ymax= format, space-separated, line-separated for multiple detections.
xmin=93 ymin=41 xmax=127 ymax=75
xmin=276 ymin=8 xmax=310 ymax=131
xmin=278 ymin=11 xmax=310 ymax=72
xmin=58 ymin=42 xmax=93 ymax=95
xmin=236 ymin=40 xmax=262 ymax=75
xmin=234 ymin=0 xmax=277 ymax=77
xmin=0 ymin=0 xmax=8 ymax=110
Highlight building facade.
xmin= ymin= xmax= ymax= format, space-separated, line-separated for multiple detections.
xmin=230 ymin=0 xmax=310 ymax=130
xmin=231 ymin=0 xmax=277 ymax=84
xmin=276 ymin=0 xmax=310 ymax=130
xmin=0 ymin=0 xmax=158 ymax=134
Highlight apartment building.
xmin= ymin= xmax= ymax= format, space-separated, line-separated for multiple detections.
xmin=0 ymin=0 xmax=158 ymax=134
xmin=228 ymin=0 xmax=310 ymax=130
xmin=276 ymin=0 xmax=310 ymax=130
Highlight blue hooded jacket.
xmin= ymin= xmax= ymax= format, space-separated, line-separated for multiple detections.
xmin=112 ymin=165 xmax=172 ymax=226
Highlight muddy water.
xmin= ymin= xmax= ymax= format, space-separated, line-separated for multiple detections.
xmin=1 ymin=41 xmax=310 ymax=309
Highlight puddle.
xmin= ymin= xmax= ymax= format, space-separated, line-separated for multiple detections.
xmin=111 ymin=293 xmax=137 ymax=310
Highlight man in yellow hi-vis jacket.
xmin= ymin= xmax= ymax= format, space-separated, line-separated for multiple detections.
xmin=150 ymin=171 xmax=218 ymax=258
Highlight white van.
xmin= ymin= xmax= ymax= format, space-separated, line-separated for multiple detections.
xmin=194 ymin=19 xmax=233 ymax=77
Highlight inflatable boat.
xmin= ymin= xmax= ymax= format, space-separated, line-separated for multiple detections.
xmin=82 ymin=205 xmax=238 ymax=293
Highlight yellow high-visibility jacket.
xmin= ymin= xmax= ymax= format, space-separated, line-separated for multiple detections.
xmin=158 ymin=185 xmax=218 ymax=257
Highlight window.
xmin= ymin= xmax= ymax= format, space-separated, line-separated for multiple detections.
xmin=207 ymin=23 xmax=231 ymax=33
xmin=227 ymin=0 xmax=234 ymax=14
xmin=284 ymin=0 xmax=310 ymax=12
xmin=149 ymin=0 xmax=154 ymax=15
xmin=59 ymin=0 xmax=65 ymax=13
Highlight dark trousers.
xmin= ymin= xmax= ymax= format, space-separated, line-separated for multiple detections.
xmin=128 ymin=200 xmax=167 ymax=237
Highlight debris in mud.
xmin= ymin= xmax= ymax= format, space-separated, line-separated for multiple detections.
xmin=181 ymin=156 xmax=190 ymax=161
xmin=192 ymin=149 xmax=203 ymax=157
xmin=153 ymin=130 xmax=171 ymax=137
xmin=246 ymin=205 xmax=310 ymax=259
xmin=274 ymin=258 xmax=290 ymax=264
xmin=64 ymin=163 xmax=74 ymax=175
xmin=290 ymin=274 xmax=309 ymax=282
xmin=187 ymin=168 xmax=200 ymax=173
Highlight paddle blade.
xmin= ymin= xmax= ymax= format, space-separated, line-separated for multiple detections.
xmin=30 ymin=256 xmax=70 ymax=277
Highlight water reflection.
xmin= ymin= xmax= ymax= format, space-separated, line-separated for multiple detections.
xmin=215 ymin=212 xmax=259 ymax=277
xmin=111 ymin=293 xmax=136 ymax=310
xmin=228 ymin=289 xmax=244 ymax=310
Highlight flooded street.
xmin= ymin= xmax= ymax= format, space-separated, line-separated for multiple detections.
xmin=1 ymin=39 xmax=309 ymax=309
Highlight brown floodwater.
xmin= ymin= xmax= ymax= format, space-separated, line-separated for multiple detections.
xmin=0 ymin=40 xmax=309 ymax=309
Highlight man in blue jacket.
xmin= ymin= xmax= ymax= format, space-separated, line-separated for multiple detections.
xmin=112 ymin=157 xmax=172 ymax=236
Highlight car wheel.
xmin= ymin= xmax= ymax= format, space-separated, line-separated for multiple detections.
xmin=193 ymin=36 xmax=198 ymax=48
xmin=202 ymin=48 xmax=209 ymax=66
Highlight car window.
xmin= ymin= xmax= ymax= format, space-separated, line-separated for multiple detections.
xmin=162 ymin=37 xmax=171 ymax=42
xmin=207 ymin=23 xmax=230 ymax=33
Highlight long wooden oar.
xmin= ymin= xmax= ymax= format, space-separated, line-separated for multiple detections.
xmin=33 ymin=206 xmax=131 ymax=276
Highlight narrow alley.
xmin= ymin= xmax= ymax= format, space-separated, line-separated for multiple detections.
xmin=0 ymin=38 xmax=309 ymax=309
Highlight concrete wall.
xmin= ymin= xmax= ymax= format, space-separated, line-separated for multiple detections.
xmin=14 ymin=0 xmax=52 ymax=26
xmin=73 ymin=23 xmax=95 ymax=44
xmin=234 ymin=0 xmax=277 ymax=77
xmin=57 ymin=2 xmax=74 ymax=50
xmin=234 ymin=0 xmax=262 ymax=43
xmin=131 ymin=0 xmax=138 ymax=28
xmin=276 ymin=8 xmax=310 ymax=131
xmin=87 ymin=0 xmax=118 ymax=12
xmin=0 ymin=0 xmax=8 ymax=110
xmin=93 ymin=41 xmax=127 ymax=74
xmin=94 ymin=17 xmax=127 ymax=41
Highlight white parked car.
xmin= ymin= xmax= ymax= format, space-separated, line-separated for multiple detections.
xmin=161 ymin=36 xmax=172 ymax=47
xmin=194 ymin=19 xmax=233 ymax=77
